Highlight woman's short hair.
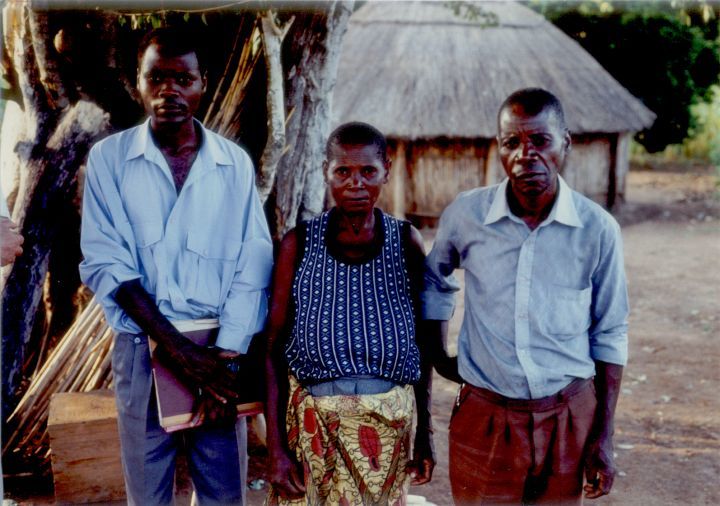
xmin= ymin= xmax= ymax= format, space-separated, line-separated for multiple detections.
xmin=326 ymin=122 xmax=389 ymax=162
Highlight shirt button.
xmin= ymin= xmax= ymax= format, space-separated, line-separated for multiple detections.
xmin=134 ymin=337 xmax=141 ymax=344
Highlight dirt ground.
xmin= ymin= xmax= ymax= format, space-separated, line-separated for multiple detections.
xmin=5 ymin=161 xmax=719 ymax=505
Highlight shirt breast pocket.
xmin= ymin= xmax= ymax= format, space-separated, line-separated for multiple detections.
xmin=130 ymin=220 xmax=163 ymax=284
xmin=544 ymin=285 xmax=592 ymax=338
xmin=186 ymin=231 xmax=242 ymax=261
xmin=184 ymin=231 xmax=243 ymax=306
xmin=133 ymin=220 xmax=163 ymax=248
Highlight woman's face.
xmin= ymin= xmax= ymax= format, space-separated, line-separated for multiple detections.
xmin=324 ymin=143 xmax=390 ymax=215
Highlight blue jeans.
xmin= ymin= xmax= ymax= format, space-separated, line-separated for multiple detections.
xmin=113 ymin=332 xmax=247 ymax=506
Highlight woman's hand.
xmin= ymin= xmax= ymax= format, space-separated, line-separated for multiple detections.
xmin=268 ymin=448 xmax=306 ymax=499
xmin=408 ymin=427 xmax=435 ymax=485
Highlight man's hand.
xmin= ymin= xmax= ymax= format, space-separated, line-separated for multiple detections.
xmin=192 ymin=391 xmax=238 ymax=427
xmin=407 ymin=428 xmax=435 ymax=485
xmin=156 ymin=340 xmax=240 ymax=404
xmin=268 ymin=448 xmax=305 ymax=499
xmin=434 ymin=354 xmax=462 ymax=384
xmin=584 ymin=361 xmax=624 ymax=499
xmin=1 ymin=217 xmax=24 ymax=266
xmin=583 ymin=432 xmax=616 ymax=498
xmin=191 ymin=349 xmax=245 ymax=426
xmin=424 ymin=319 xmax=463 ymax=384
xmin=113 ymin=280 xmax=243 ymax=403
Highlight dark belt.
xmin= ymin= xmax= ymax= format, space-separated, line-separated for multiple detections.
xmin=464 ymin=377 xmax=594 ymax=412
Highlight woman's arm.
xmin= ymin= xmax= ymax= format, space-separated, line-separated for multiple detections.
xmin=406 ymin=225 xmax=436 ymax=485
xmin=265 ymin=229 xmax=305 ymax=498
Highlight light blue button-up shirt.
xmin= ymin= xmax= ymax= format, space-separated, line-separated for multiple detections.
xmin=79 ymin=119 xmax=273 ymax=353
xmin=423 ymin=176 xmax=629 ymax=399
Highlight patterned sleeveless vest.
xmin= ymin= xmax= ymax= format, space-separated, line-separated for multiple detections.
xmin=285 ymin=211 xmax=420 ymax=385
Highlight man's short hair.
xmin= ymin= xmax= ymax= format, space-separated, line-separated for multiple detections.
xmin=326 ymin=122 xmax=389 ymax=162
xmin=137 ymin=26 xmax=207 ymax=75
xmin=498 ymin=88 xmax=567 ymax=130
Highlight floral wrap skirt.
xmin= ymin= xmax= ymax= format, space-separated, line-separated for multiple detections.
xmin=267 ymin=375 xmax=414 ymax=506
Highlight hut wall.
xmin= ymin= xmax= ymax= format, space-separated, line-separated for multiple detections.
xmin=376 ymin=140 xmax=408 ymax=217
xmin=485 ymin=141 xmax=505 ymax=186
xmin=562 ymin=134 xmax=613 ymax=204
xmin=406 ymin=139 xmax=487 ymax=219
xmin=615 ymin=132 xmax=632 ymax=202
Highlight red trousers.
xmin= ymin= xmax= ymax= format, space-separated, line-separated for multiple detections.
xmin=449 ymin=378 xmax=597 ymax=505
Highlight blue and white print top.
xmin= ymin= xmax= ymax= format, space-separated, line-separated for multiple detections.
xmin=286 ymin=211 xmax=421 ymax=385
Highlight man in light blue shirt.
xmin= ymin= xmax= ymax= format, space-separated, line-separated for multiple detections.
xmin=424 ymin=88 xmax=628 ymax=505
xmin=79 ymin=28 xmax=272 ymax=505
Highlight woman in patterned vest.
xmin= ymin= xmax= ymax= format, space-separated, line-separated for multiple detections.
xmin=265 ymin=122 xmax=435 ymax=505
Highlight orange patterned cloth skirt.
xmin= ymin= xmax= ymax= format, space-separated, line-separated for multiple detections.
xmin=267 ymin=376 xmax=414 ymax=506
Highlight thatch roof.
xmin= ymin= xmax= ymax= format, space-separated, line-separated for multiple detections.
xmin=332 ymin=1 xmax=656 ymax=140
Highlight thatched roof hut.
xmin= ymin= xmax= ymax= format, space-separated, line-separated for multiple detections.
xmin=332 ymin=1 xmax=656 ymax=221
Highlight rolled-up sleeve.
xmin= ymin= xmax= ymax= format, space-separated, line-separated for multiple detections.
xmin=79 ymin=146 xmax=142 ymax=330
xmin=422 ymin=207 xmax=461 ymax=321
xmin=216 ymin=170 xmax=273 ymax=353
xmin=589 ymin=218 xmax=629 ymax=366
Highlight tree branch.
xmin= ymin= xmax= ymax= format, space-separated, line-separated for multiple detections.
xmin=257 ymin=10 xmax=294 ymax=204
xmin=4 ymin=2 xmax=57 ymax=231
xmin=27 ymin=8 xmax=69 ymax=110
xmin=1 ymin=4 xmax=22 ymax=105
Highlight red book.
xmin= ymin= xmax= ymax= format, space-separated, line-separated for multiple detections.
xmin=149 ymin=319 xmax=264 ymax=432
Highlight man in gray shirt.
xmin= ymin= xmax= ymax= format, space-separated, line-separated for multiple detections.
xmin=424 ymin=88 xmax=628 ymax=505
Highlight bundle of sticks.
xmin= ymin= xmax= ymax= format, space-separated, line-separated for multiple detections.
xmin=3 ymin=299 xmax=113 ymax=468
xmin=203 ymin=16 xmax=262 ymax=140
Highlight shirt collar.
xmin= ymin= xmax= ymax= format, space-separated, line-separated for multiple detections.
xmin=484 ymin=178 xmax=512 ymax=225
xmin=124 ymin=118 xmax=232 ymax=167
xmin=484 ymin=175 xmax=583 ymax=228
xmin=549 ymin=176 xmax=583 ymax=228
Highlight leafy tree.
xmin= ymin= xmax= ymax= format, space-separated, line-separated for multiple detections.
xmin=532 ymin=2 xmax=720 ymax=153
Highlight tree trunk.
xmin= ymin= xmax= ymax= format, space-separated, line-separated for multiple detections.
xmin=1 ymin=4 xmax=127 ymax=428
xmin=2 ymin=1 xmax=59 ymax=421
xmin=1 ymin=101 xmax=110 ymax=422
xmin=273 ymin=1 xmax=354 ymax=236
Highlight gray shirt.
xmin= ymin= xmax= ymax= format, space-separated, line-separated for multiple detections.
xmin=423 ymin=176 xmax=628 ymax=399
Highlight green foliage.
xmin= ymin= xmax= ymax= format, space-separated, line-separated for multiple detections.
xmin=117 ymin=13 xmax=168 ymax=31
xmin=443 ymin=2 xmax=499 ymax=26
xmin=663 ymin=85 xmax=720 ymax=166
xmin=532 ymin=1 xmax=720 ymax=153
